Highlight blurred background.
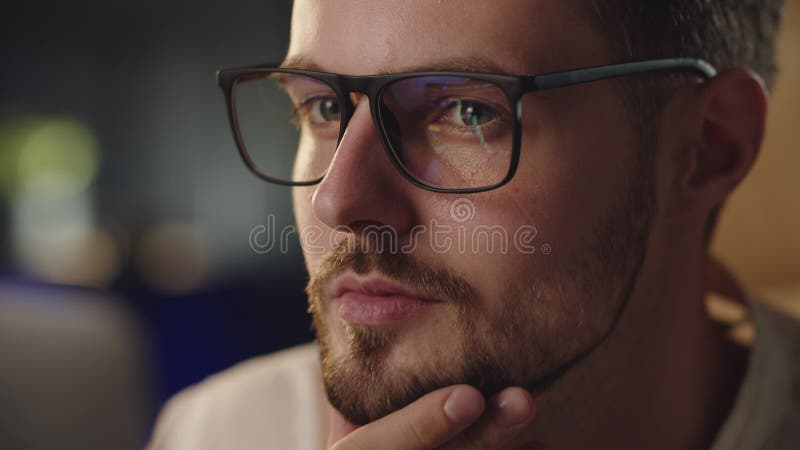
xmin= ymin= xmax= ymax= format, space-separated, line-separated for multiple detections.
xmin=0 ymin=1 xmax=308 ymax=449
xmin=0 ymin=1 xmax=798 ymax=449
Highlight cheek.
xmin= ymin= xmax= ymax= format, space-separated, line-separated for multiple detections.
xmin=413 ymin=198 xmax=557 ymax=309
xmin=507 ymin=89 xmax=635 ymax=254
xmin=293 ymin=185 xmax=329 ymax=273
xmin=292 ymin=185 xmax=314 ymax=227
xmin=441 ymin=127 xmax=633 ymax=310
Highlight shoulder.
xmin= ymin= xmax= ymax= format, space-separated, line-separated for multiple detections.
xmin=712 ymin=291 xmax=800 ymax=450
xmin=749 ymin=291 xmax=800 ymax=354
xmin=148 ymin=343 xmax=327 ymax=450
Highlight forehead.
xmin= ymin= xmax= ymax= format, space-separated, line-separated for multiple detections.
xmin=286 ymin=0 xmax=607 ymax=76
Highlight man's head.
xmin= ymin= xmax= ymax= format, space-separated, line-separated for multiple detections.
xmin=285 ymin=0 xmax=780 ymax=427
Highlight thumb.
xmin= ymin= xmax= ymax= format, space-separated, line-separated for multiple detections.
xmin=329 ymin=385 xmax=485 ymax=450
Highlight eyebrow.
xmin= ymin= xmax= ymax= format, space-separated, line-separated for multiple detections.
xmin=278 ymin=55 xmax=512 ymax=75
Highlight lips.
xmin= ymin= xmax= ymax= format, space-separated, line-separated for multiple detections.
xmin=331 ymin=275 xmax=441 ymax=326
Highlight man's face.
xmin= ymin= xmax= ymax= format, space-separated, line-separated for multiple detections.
xmin=290 ymin=0 xmax=656 ymax=425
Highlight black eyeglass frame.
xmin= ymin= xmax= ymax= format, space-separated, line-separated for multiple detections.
xmin=217 ymin=58 xmax=717 ymax=194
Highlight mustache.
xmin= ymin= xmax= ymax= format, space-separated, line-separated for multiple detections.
xmin=306 ymin=236 xmax=477 ymax=309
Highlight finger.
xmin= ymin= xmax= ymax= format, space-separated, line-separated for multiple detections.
xmin=330 ymin=384 xmax=485 ymax=450
xmin=440 ymin=387 xmax=535 ymax=450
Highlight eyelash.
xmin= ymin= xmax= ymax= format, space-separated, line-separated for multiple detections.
xmin=429 ymin=97 xmax=510 ymax=139
xmin=290 ymin=95 xmax=340 ymax=127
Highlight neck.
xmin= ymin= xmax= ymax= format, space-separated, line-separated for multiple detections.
xmin=523 ymin=225 xmax=748 ymax=450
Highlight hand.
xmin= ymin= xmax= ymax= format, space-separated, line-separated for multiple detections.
xmin=328 ymin=384 xmax=536 ymax=450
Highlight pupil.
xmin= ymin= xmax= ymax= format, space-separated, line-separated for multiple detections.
xmin=460 ymin=102 xmax=491 ymax=126
xmin=320 ymin=99 xmax=340 ymax=121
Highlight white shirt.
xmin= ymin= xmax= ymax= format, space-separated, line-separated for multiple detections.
xmin=148 ymin=298 xmax=800 ymax=450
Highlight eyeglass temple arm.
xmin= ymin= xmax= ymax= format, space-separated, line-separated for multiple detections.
xmin=527 ymin=58 xmax=718 ymax=91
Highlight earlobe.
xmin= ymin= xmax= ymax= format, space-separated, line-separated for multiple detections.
xmin=672 ymin=68 xmax=768 ymax=219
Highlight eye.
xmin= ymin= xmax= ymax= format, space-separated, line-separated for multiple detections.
xmin=291 ymin=95 xmax=342 ymax=130
xmin=446 ymin=99 xmax=499 ymax=127
xmin=306 ymin=96 xmax=341 ymax=124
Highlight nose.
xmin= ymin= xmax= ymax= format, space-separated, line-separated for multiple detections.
xmin=311 ymin=96 xmax=416 ymax=237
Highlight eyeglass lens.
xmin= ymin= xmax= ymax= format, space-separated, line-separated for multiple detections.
xmin=233 ymin=72 xmax=514 ymax=189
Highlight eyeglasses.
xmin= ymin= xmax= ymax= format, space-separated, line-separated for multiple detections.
xmin=216 ymin=58 xmax=716 ymax=194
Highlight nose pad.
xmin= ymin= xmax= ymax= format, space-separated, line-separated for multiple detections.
xmin=349 ymin=92 xmax=361 ymax=106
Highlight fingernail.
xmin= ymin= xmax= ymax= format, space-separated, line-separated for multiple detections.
xmin=444 ymin=386 xmax=484 ymax=424
xmin=492 ymin=388 xmax=533 ymax=426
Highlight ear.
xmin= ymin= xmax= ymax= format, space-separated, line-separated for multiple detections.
xmin=665 ymin=68 xmax=768 ymax=222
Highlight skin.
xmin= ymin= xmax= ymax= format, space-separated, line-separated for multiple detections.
xmin=285 ymin=0 xmax=768 ymax=448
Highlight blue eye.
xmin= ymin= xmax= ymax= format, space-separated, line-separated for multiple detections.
xmin=452 ymin=100 xmax=497 ymax=126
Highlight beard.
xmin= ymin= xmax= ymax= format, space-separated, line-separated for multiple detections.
xmin=306 ymin=156 xmax=656 ymax=426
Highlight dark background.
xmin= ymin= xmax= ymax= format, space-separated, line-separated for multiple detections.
xmin=1 ymin=0 xmax=313 ymax=428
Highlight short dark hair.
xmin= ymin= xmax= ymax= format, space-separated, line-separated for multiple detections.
xmin=586 ymin=0 xmax=784 ymax=242
xmin=588 ymin=0 xmax=784 ymax=89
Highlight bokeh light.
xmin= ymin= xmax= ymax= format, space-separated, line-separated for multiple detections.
xmin=2 ymin=115 xmax=122 ymax=286
xmin=0 ymin=117 xmax=99 ymax=199
xmin=135 ymin=222 xmax=212 ymax=294
xmin=16 ymin=118 xmax=99 ymax=197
